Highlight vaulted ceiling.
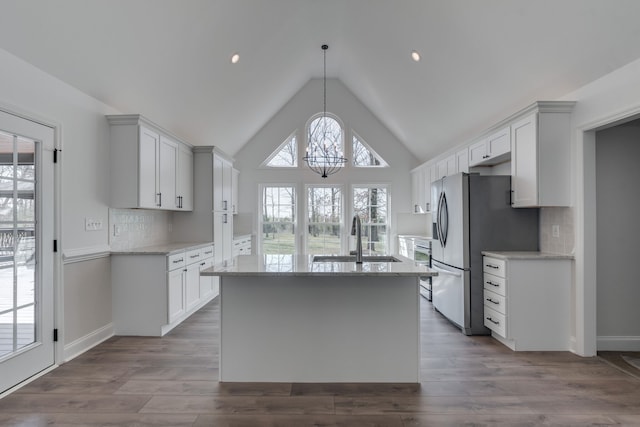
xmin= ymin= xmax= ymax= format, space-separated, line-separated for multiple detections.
xmin=2 ymin=0 xmax=640 ymax=162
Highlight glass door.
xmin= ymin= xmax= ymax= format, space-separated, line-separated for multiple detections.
xmin=0 ymin=110 xmax=54 ymax=394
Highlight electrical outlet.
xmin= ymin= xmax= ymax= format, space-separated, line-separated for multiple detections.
xmin=552 ymin=224 xmax=560 ymax=238
xmin=113 ymin=224 xmax=121 ymax=237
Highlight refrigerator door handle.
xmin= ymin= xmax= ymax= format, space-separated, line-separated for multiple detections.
xmin=431 ymin=261 xmax=463 ymax=277
xmin=438 ymin=191 xmax=448 ymax=247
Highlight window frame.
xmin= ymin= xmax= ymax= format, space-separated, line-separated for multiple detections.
xmin=258 ymin=184 xmax=298 ymax=255
xmin=305 ymin=112 xmax=346 ymax=170
xmin=351 ymin=183 xmax=391 ymax=255
xmin=304 ymin=184 xmax=346 ymax=255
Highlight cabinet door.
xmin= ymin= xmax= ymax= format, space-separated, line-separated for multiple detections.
xmin=468 ymin=140 xmax=487 ymax=166
xmin=159 ymin=136 xmax=178 ymax=210
xmin=139 ymin=126 xmax=160 ymax=208
xmin=487 ymin=126 xmax=510 ymax=158
xmin=213 ymin=154 xmax=232 ymax=211
xmin=436 ymin=157 xmax=453 ymax=179
xmin=185 ymin=262 xmax=201 ymax=311
xmin=214 ymin=211 xmax=232 ymax=264
xmin=232 ymin=168 xmax=239 ymax=214
xmin=511 ymin=114 xmax=538 ymax=207
xmin=176 ymin=146 xmax=193 ymax=210
xmin=199 ymin=258 xmax=214 ymax=298
xmin=168 ymin=268 xmax=185 ymax=323
xmin=456 ymin=148 xmax=469 ymax=173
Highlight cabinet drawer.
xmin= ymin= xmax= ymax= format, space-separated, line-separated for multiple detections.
xmin=185 ymin=248 xmax=203 ymax=265
xmin=483 ymin=289 xmax=506 ymax=315
xmin=484 ymin=306 xmax=507 ymax=338
xmin=483 ymin=256 xmax=506 ymax=277
xmin=200 ymin=245 xmax=214 ymax=260
xmin=167 ymin=252 xmax=186 ymax=270
xmin=483 ymin=273 xmax=506 ymax=296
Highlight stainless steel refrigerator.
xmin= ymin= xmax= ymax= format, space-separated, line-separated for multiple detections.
xmin=431 ymin=173 xmax=539 ymax=335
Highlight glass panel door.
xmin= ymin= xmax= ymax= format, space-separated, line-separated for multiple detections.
xmin=0 ymin=110 xmax=54 ymax=393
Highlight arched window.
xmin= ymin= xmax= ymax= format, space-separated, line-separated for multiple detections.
xmin=306 ymin=114 xmax=345 ymax=170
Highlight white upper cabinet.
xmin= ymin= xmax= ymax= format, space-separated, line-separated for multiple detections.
xmin=410 ymin=166 xmax=430 ymax=213
xmin=468 ymin=126 xmax=511 ymax=167
xmin=232 ymin=167 xmax=239 ymax=214
xmin=107 ymin=114 xmax=194 ymax=211
xmin=510 ymin=102 xmax=575 ymax=207
xmin=456 ymin=147 xmax=469 ymax=173
xmin=176 ymin=145 xmax=193 ymax=210
xmin=159 ymin=135 xmax=178 ymax=210
xmin=436 ymin=154 xmax=456 ymax=179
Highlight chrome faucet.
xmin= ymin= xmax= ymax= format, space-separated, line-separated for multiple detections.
xmin=351 ymin=214 xmax=363 ymax=264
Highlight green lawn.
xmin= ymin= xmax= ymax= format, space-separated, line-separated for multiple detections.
xmin=261 ymin=232 xmax=387 ymax=254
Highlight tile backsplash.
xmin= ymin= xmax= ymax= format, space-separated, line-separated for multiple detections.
xmin=109 ymin=208 xmax=172 ymax=250
xmin=540 ymin=207 xmax=575 ymax=255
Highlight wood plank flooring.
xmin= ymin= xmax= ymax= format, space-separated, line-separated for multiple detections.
xmin=1 ymin=298 xmax=640 ymax=426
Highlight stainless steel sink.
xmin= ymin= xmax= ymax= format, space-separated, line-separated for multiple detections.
xmin=312 ymin=255 xmax=401 ymax=263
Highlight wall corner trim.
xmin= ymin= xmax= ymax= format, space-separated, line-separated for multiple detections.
xmin=63 ymin=245 xmax=111 ymax=264
xmin=63 ymin=323 xmax=114 ymax=362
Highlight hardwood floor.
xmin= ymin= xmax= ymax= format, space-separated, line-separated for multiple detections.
xmin=1 ymin=298 xmax=640 ymax=426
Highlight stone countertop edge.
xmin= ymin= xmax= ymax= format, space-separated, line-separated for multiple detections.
xmin=201 ymin=254 xmax=437 ymax=277
xmin=481 ymin=251 xmax=574 ymax=260
xmin=397 ymin=234 xmax=433 ymax=240
xmin=110 ymin=241 xmax=214 ymax=256
xmin=233 ymin=234 xmax=252 ymax=240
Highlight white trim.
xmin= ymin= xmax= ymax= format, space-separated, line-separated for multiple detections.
xmin=597 ymin=336 xmax=640 ymax=351
xmin=63 ymin=323 xmax=114 ymax=362
xmin=261 ymin=130 xmax=299 ymax=168
xmin=0 ymin=364 xmax=58 ymax=399
xmin=575 ymin=103 xmax=640 ymax=357
xmin=62 ymin=245 xmax=111 ymax=264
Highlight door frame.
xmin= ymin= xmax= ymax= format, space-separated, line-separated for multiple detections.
xmin=0 ymin=102 xmax=62 ymax=395
xmin=575 ymin=104 xmax=640 ymax=357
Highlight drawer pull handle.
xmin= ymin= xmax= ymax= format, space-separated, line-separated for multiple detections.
xmin=200 ymin=262 xmax=206 ymax=266
xmin=173 ymin=258 xmax=184 ymax=264
xmin=486 ymin=316 xmax=500 ymax=325
xmin=205 ymin=251 xmax=213 ymax=255
xmin=486 ymin=297 xmax=499 ymax=305
xmin=486 ymin=264 xmax=499 ymax=269
xmin=486 ymin=281 xmax=499 ymax=287
xmin=190 ymin=254 xmax=199 ymax=259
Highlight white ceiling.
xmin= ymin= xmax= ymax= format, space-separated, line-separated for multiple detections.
xmin=2 ymin=0 xmax=640 ymax=162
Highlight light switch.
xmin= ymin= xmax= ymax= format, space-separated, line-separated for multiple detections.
xmin=85 ymin=217 xmax=104 ymax=231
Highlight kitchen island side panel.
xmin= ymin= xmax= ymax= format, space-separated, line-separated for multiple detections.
xmin=219 ymin=275 xmax=420 ymax=383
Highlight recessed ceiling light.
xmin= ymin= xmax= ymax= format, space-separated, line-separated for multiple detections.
xmin=411 ymin=50 xmax=421 ymax=62
xmin=231 ymin=53 xmax=240 ymax=64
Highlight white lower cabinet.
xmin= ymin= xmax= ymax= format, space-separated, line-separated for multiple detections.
xmin=112 ymin=244 xmax=216 ymax=336
xmin=482 ymin=254 xmax=571 ymax=351
xmin=232 ymin=235 xmax=252 ymax=257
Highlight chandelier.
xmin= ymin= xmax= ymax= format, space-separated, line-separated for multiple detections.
xmin=304 ymin=44 xmax=348 ymax=178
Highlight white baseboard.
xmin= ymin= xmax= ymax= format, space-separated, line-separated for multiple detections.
xmin=597 ymin=335 xmax=640 ymax=351
xmin=63 ymin=323 xmax=114 ymax=362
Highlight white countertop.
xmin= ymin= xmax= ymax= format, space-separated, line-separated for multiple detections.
xmin=111 ymin=241 xmax=213 ymax=256
xmin=201 ymin=254 xmax=437 ymax=277
xmin=482 ymin=251 xmax=574 ymax=260
xmin=397 ymin=234 xmax=432 ymax=240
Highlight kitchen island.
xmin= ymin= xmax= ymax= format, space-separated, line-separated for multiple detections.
xmin=201 ymin=254 xmax=436 ymax=383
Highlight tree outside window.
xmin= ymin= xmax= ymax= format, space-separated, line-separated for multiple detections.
xmin=353 ymin=186 xmax=388 ymax=254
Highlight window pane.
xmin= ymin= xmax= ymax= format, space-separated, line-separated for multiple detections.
xmin=261 ymin=186 xmax=296 ymax=255
xmin=353 ymin=186 xmax=389 ymax=255
xmin=0 ymin=311 xmax=14 ymax=358
xmin=267 ymin=135 xmax=297 ymax=167
xmin=307 ymin=186 xmax=342 ymax=254
xmin=262 ymin=223 xmax=295 ymax=254
xmin=16 ymin=305 xmax=35 ymax=352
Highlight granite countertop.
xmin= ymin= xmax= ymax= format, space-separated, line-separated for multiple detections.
xmin=201 ymin=254 xmax=437 ymax=277
xmin=482 ymin=251 xmax=574 ymax=260
xmin=111 ymin=241 xmax=214 ymax=256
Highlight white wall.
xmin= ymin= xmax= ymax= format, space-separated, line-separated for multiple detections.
xmin=0 ymin=48 xmax=119 ymax=356
xmin=595 ymin=121 xmax=640 ymax=345
xmin=233 ymin=78 xmax=420 ymax=253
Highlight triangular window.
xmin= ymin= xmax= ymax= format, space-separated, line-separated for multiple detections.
xmin=264 ymin=133 xmax=297 ymax=167
xmin=352 ymin=132 xmax=388 ymax=167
